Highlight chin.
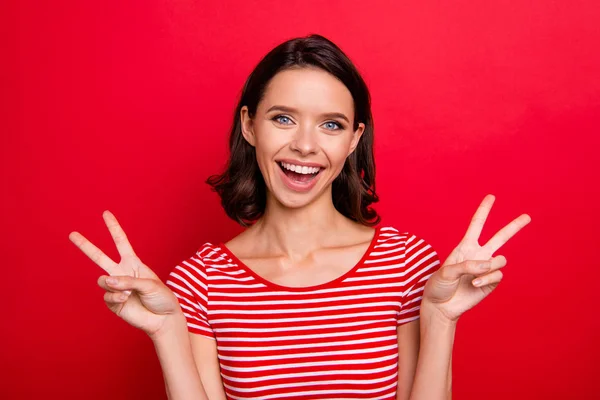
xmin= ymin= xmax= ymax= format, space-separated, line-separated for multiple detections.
xmin=275 ymin=192 xmax=318 ymax=209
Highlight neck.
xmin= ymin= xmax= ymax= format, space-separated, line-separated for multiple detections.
xmin=252 ymin=187 xmax=351 ymax=259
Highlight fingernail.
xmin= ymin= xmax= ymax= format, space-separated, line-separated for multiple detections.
xmin=123 ymin=290 xmax=132 ymax=296
xmin=479 ymin=262 xmax=491 ymax=270
xmin=119 ymin=293 xmax=128 ymax=301
xmin=106 ymin=277 xmax=118 ymax=285
xmin=473 ymin=278 xmax=483 ymax=286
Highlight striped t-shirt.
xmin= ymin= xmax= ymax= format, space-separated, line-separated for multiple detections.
xmin=166 ymin=226 xmax=441 ymax=400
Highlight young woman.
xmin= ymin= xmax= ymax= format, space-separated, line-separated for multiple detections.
xmin=69 ymin=34 xmax=531 ymax=400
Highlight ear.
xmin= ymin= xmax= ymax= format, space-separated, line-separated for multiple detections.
xmin=347 ymin=122 xmax=366 ymax=156
xmin=240 ymin=105 xmax=256 ymax=147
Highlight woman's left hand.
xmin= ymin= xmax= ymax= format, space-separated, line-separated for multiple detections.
xmin=422 ymin=194 xmax=531 ymax=323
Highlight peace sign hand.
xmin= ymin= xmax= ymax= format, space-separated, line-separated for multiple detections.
xmin=422 ymin=195 xmax=531 ymax=323
xmin=69 ymin=211 xmax=182 ymax=338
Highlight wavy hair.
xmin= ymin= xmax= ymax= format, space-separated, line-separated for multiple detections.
xmin=207 ymin=34 xmax=379 ymax=227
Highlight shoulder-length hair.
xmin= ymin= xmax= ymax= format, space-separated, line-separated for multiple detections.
xmin=207 ymin=34 xmax=380 ymax=227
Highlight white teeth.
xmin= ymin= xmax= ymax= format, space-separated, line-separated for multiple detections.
xmin=280 ymin=162 xmax=321 ymax=175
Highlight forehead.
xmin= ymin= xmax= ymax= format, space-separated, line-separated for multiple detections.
xmin=259 ymin=67 xmax=355 ymax=115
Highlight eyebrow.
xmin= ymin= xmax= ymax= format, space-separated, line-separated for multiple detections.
xmin=266 ymin=105 xmax=350 ymax=124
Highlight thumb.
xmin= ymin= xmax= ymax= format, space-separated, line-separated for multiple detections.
xmin=105 ymin=275 xmax=161 ymax=295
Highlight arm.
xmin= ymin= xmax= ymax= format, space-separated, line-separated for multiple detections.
xmin=151 ymin=313 xmax=227 ymax=400
xmin=70 ymin=211 xmax=231 ymax=400
xmin=407 ymin=302 xmax=455 ymax=400
xmin=152 ymin=313 xmax=209 ymax=400
xmin=396 ymin=320 xmax=419 ymax=400
xmin=165 ymin=245 xmax=227 ymax=399
xmin=396 ymin=316 xmax=453 ymax=400
xmin=398 ymin=195 xmax=530 ymax=400
xmin=189 ymin=333 xmax=228 ymax=400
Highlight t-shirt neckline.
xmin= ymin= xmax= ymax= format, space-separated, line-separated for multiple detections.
xmin=218 ymin=226 xmax=381 ymax=292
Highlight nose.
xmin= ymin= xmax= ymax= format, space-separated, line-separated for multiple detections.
xmin=290 ymin=124 xmax=318 ymax=156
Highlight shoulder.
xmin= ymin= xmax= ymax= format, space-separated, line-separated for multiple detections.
xmin=377 ymin=225 xmax=409 ymax=240
xmin=166 ymin=242 xmax=237 ymax=298
xmin=375 ymin=226 xmax=441 ymax=292
xmin=377 ymin=225 xmax=431 ymax=245
xmin=376 ymin=225 xmax=440 ymax=260
xmin=168 ymin=242 xmax=226 ymax=278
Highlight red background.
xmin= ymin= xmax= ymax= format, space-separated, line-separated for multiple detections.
xmin=4 ymin=1 xmax=600 ymax=399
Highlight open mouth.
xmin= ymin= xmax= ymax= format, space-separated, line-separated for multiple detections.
xmin=278 ymin=161 xmax=323 ymax=184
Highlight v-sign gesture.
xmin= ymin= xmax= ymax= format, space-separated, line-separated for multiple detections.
xmin=69 ymin=211 xmax=181 ymax=338
xmin=423 ymin=195 xmax=531 ymax=322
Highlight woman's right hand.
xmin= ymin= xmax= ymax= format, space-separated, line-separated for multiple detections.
xmin=69 ymin=210 xmax=182 ymax=338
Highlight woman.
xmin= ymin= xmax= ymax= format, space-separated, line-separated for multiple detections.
xmin=69 ymin=34 xmax=530 ymax=400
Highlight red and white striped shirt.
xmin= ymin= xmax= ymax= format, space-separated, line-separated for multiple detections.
xmin=166 ymin=226 xmax=441 ymax=400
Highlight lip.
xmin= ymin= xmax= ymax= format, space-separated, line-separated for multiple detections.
xmin=276 ymin=159 xmax=326 ymax=168
xmin=277 ymin=162 xmax=323 ymax=192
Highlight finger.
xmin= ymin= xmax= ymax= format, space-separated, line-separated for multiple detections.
xmin=104 ymin=290 xmax=131 ymax=304
xmin=69 ymin=231 xmax=119 ymax=275
xmin=105 ymin=275 xmax=158 ymax=295
xmin=472 ymin=270 xmax=504 ymax=288
xmin=462 ymin=194 xmax=496 ymax=243
xmin=98 ymin=275 xmax=132 ymax=295
xmin=103 ymin=210 xmax=137 ymax=259
xmin=483 ymin=213 xmax=532 ymax=254
xmin=441 ymin=259 xmax=493 ymax=281
xmin=489 ymin=255 xmax=507 ymax=271
xmin=441 ymin=255 xmax=506 ymax=281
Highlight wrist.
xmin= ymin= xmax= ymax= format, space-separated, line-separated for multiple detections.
xmin=420 ymin=300 xmax=458 ymax=330
xmin=149 ymin=311 xmax=187 ymax=343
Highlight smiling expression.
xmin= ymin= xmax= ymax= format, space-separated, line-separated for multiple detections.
xmin=240 ymin=67 xmax=365 ymax=209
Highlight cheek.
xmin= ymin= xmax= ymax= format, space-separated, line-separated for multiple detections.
xmin=253 ymin=128 xmax=285 ymax=171
xmin=254 ymin=122 xmax=285 ymax=150
xmin=321 ymin=135 xmax=353 ymax=168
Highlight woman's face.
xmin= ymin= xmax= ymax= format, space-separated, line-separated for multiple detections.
xmin=240 ymin=67 xmax=365 ymax=209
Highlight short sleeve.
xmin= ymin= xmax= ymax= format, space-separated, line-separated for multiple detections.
xmin=397 ymin=232 xmax=442 ymax=326
xmin=165 ymin=246 xmax=215 ymax=339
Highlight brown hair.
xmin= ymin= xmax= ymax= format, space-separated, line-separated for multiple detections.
xmin=207 ymin=34 xmax=380 ymax=227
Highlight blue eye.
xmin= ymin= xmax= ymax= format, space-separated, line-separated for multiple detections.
xmin=324 ymin=121 xmax=343 ymax=130
xmin=273 ymin=115 xmax=293 ymax=125
xmin=272 ymin=115 xmax=343 ymax=130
